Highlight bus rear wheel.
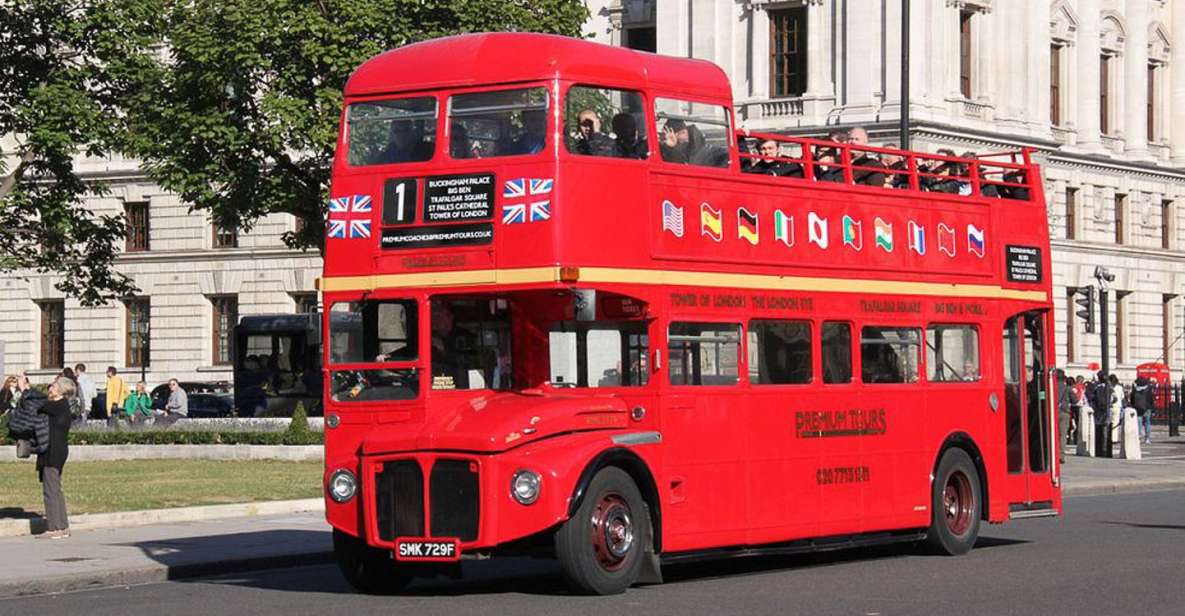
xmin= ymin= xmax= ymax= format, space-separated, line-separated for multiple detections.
xmin=555 ymin=467 xmax=651 ymax=595
xmin=333 ymin=529 xmax=413 ymax=594
xmin=925 ymin=448 xmax=981 ymax=556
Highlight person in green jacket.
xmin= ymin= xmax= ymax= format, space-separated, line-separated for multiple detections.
xmin=123 ymin=382 xmax=153 ymax=424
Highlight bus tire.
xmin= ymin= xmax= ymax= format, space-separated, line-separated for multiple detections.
xmin=554 ymin=466 xmax=650 ymax=595
xmin=333 ymin=529 xmax=413 ymax=594
xmin=925 ymin=448 xmax=982 ymax=556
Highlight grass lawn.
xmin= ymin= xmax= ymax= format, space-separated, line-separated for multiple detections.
xmin=0 ymin=460 xmax=323 ymax=517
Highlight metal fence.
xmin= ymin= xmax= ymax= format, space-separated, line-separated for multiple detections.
xmin=1152 ymin=382 xmax=1182 ymax=437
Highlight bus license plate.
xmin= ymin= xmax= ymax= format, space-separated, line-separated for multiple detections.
xmin=395 ymin=538 xmax=460 ymax=562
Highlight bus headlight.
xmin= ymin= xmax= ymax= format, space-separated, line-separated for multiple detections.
xmin=511 ymin=470 xmax=542 ymax=505
xmin=328 ymin=469 xmax=357 ymax=503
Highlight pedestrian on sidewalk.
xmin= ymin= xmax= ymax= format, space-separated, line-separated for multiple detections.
xmin=104 ymin=367 xmax=130 ymax=427
xmin=1 ymin=375 xmax=19 ymax=418
xmin=155 ymin=379 xmax=188 ymax=426
xmin=1055 ymin=370 xmax=1071 ymax=462
xmin=75 ymin=364 xmax=96 ymax=420
xmin=1108 ymin=374 xmax=1124 ymax=450
xmin=20 ymin=374 xmax=72 ymax=538
xmin=124 ymin=382 xmax=153 ymax=424
xmin=59 ymin=367 xmax=85 ymax=424
xmin=1131 ymin=376 xmax=1155 ymax=445
xmin=1070 ymin=374 xmax=1085 ymax=443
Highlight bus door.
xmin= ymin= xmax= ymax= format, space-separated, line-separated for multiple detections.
xmin=659 ymin=320 xmax=750 ymax=551
xmin=1001 ymin=312 xmax=1056 ymax=510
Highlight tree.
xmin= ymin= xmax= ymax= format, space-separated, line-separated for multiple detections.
xmin=127 ymin=0 xmax=590 ymax=252
xmin=0 ymin=0 xmax=164 ymax=306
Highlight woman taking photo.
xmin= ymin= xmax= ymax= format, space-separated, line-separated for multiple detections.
xmin=18 ymin=375 xmax=72 ymax=538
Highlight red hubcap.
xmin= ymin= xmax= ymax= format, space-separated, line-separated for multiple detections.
xmin=942 ymin=470 xmax=974 ymax=536
xmin=589 ymin=494 xmax=634 ymax=571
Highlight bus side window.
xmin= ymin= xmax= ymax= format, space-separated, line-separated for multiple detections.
xmin=821 ymin=322 xmax=852 ymax=384
xmin=926 ymin=325 xmax=980 ymax=382
xmin=565 ymin=86 xmax=648 ymax=160
xmin=654 ymin=97 xmax=732 ymax=168
xmin=860 ymin=326 xmax=921 ymax=384
xmin=668 ymin=322 xmax=740 ymax=386
xmin=748 ymin=320 xmax=812 ymax=385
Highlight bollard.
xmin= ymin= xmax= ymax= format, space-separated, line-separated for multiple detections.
xmin=1171 ymin=381 xmax=1181 ymax=438
xmin=1121 ymin=407 xmax=1142 ymax=460
xmin=1077 ymin=406 xmax=1094 ymax=457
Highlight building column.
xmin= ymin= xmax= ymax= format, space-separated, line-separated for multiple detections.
xmin=1124 ymin=0 xmax=1149 ymax=157
xmin=1172 ymin=0 xmax=1185 ymax=164
xmin=805 ymin=0 xmax=832 ymax=99
xmin=1026 ymin=0 xmax=1051 ymax=130
xmin=1075 ymin=0 xmax=1102 ymax=150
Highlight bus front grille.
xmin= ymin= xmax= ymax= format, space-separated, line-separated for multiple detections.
xmin=429 ymin=459 xmax=480 ymax=541
xmin=375 ymin=460 xmax=424 ymax=541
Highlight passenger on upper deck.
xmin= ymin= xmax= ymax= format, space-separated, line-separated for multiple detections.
xmin=379 ymin=120 xmax=433 ymax=164
xmin=925 ymin=148 xmax=965 ymax=194
xmin=742 ymin=139 xmax=802 ymax=178
xmin=610 ymin=112 xmax=648 ymax=159
xmin=847 ymin=127 xmax=886 ymax=187
xmin=815 ymin=129 xmax=847 ymax=183
xmin=569 ymin=109 xmax=615 ymax=157
xmin=660 ymin=119 xmax=689 ymax=163
xmin=505 ymin=109 xmax=548 ymax=155
xmin=881 ymin=144 xmax=910 ymax=189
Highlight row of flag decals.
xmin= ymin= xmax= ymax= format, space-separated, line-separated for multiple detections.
xmin=661 ymin=201 xmax=985 ymax=258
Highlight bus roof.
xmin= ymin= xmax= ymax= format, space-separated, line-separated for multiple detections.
xmin=345 ymin=32 xmax=732 ymax=100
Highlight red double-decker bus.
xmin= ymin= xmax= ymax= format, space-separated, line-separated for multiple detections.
xmin=320 ymin=33 xmax=1060 ymax=595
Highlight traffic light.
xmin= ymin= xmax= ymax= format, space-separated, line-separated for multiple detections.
xmin=1075 ymin=286 xmax=1096 ymax=334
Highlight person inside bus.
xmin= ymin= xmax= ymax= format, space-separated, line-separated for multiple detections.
xmin=925 ymin=148 xmax=965 ymax=193
xmin=847 ymin=127 xmax=886 ymax=187
xmin=450 ymin=122 xmax=477 ymax=159
xmin=379 ymin=120 xmax=432 ymax=163
xmin=570 ymin=109 xmax=615 ymax=157
xmin=429 ymin=300 xmax=474 ymax=390
xmin=743 ymin=139 xmax=801 ymax=177
xmin=610 ymin=112 xmax=648 ymax=159
xmin=1001 ymin=169 xmax=1030 ymax=200
xmin=505 ymin=109 xmax=548 ymax=155
xmin=880 ymin=144 xmax=910 ymax=189
xmin=660 ymin=118 xmax=690 ymax=163
xmin=814 ymin=129 xmax=847 ymax=182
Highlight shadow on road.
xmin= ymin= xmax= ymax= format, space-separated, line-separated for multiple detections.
xmin=184 ymin=534 xmax=1030 ymax=597
xmin=1099 ymin=521 xmax=1185 ymax=531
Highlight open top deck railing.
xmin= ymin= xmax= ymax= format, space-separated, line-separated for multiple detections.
xmin=736 ymin=131 xmax=1036 ymax=202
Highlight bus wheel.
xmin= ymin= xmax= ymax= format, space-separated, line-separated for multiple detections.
xmin=333 ymin=529 xmax=413 ymax=594
xmin=925 ymin=449 xmax=981 ymax=556
xmin=555 ymin=467 xmax=650 ymax=595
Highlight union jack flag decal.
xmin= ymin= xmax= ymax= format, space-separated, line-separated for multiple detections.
xmin=327 ymin=194 xmax=372 ymax=239
xmin=502 ymin=177 xmax=553 ymax=225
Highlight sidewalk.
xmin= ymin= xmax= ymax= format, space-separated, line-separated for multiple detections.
xmin=0 ymin=511 xmax=332 ymax=598
xmin=1 ymin=427 xmax=1183 ymax=599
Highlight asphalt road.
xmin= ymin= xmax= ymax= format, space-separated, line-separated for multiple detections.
xmin=4 ymin=489 xmax=1183 ymax=616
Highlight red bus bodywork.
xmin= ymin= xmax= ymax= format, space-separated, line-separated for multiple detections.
xmin=322 ymin=33 xmax=1061 ymax=582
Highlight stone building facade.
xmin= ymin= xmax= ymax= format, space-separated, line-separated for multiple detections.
xmin=0 ymin=143 xmax=320 ymax=386
xmin=587 ymin=0 xmax=1185 ymax=378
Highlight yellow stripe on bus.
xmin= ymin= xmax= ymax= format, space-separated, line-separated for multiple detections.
xmin=319 ymin=266 xmax=1048 ymax=302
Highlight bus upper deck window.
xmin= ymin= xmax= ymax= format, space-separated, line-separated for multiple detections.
xmin=346 ymin=97 xmax=437 ymax=166
xmin=565 ymin=86 xmax=648 ymax=160
xmin=654 ymin=98 xmax=732 ymax=168
xmin=448 ymin=87 xmax=548 ymax=159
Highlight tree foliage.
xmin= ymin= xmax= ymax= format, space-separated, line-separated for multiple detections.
xmin=0 ymin=0 xmax=165 ymax=305
xmin=127 ymin=0 xmax=590 ymax=252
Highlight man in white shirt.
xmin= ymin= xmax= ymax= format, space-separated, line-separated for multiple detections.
xmin=74 ymin=363 xmax=96 ymax=418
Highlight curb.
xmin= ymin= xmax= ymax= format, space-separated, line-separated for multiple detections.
xmin=0 ymin=550 xmax=335 ymax=599
xmin=0 ymin=498 xmax=325 ymax=538
xmin=1063 ymin=478 xmax=1185 ymax=497
xmin=1 ymin=444 xmax=324 ymax=463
